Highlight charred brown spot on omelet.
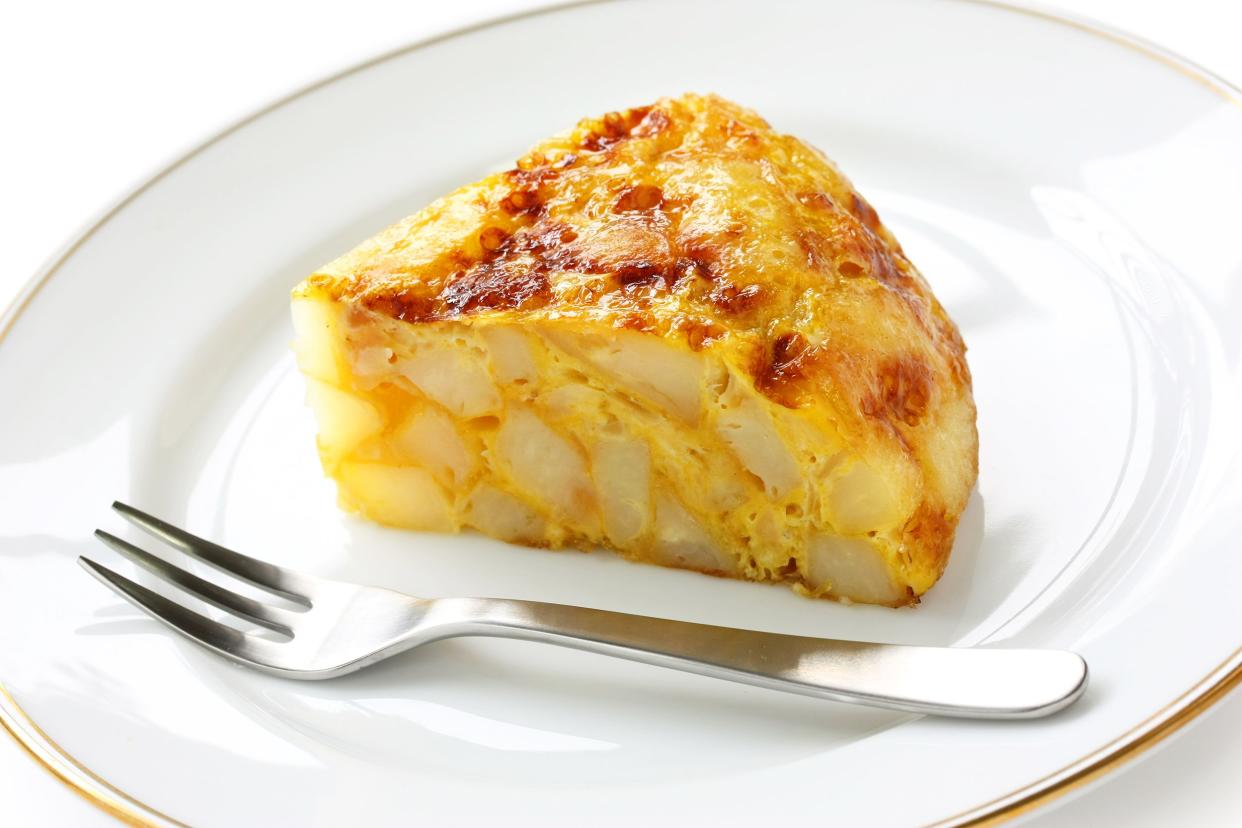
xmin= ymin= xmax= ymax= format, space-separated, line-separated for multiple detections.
xmin=294 ymin=93 xmax=978 ymax=606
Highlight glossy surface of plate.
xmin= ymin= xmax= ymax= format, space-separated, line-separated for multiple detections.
xmin=1 ymin=1 xmax=1240 ymax=825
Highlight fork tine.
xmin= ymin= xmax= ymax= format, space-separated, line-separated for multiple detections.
xmin=79 ymin=556 xmax=273 ymax=665
xmin=111 ymin=502 xmax=312 ymax=606
xmin=94 ymin=530 xmax=296 ymax=635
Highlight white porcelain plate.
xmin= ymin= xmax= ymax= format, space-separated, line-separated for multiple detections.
xmin=2 ymin=1 xmax=1241 ymax=825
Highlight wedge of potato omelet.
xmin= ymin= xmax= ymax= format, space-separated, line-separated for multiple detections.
xmin=292 ymin=94 xmax=977 ymax=606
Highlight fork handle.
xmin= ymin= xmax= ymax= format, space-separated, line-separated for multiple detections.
xmin=427 ymin=597 xmax=1087 ymax=719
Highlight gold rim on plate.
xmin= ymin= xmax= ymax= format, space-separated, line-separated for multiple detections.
xmin=2 ymin=1 xmax=1240 ymax=825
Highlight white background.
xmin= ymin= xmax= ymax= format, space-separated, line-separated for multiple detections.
xmin=1 ymin=1 xmax=1239 ymax=824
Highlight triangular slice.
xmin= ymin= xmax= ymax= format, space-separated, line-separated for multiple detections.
xmin=291 ymin=94 xmax=977 ymax=606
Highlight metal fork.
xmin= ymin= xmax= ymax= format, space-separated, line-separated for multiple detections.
xmin=80 ymin=502 xmax=1088 ymax=719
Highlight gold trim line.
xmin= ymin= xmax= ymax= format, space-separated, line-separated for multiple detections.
xmin=0 ymin=684 xmax=184 ymax=827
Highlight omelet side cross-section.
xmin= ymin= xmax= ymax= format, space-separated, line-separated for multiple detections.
xmin=292 ymin=93 xmax=978 ymax=606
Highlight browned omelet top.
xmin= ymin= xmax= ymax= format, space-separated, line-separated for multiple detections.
xmin=305 ymin=94 xmax=976 ymax=571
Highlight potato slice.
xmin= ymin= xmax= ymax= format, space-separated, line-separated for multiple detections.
xmin=495 ymin=406 xmax=598 ymax=531
xmin=291 ymin=298 xmax=345 ymax=384
xmin=397 ymin=346 xmax=501 ymax=419
xmin=466 ymin=484 xmax=547 ymax=544
xmin=304 ymin=379 xmax=383 ymax=465
xmin=824 ymin=460 xmax=904 ymax=534
xmin=543 ymin=328 xmax=705 ymax=424
xmin=338 ymin=462 xmax=455 ymax=531
xmin=591 ymin=437 xmax=652 ymax=546
xmin=392 ymin=406 xmax=473 ymax=486
xmin=651 ymin=491 xmax=733 ymax=573
xmin=717 ymin=396 xmax=801 ymax=498
xmin=805 ymin=533 xmax=903 ymax=604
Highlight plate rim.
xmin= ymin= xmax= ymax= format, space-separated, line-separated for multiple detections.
xmin=2 ymin=1 xmax=1239 ymax=825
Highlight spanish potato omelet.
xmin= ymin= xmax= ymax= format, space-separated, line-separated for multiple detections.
xmin=292 ymin=94 xmax=978 ymax=606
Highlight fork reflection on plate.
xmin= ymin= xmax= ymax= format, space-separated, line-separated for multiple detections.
xmin=80 ymin=502 xmax=1087 ymax=719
